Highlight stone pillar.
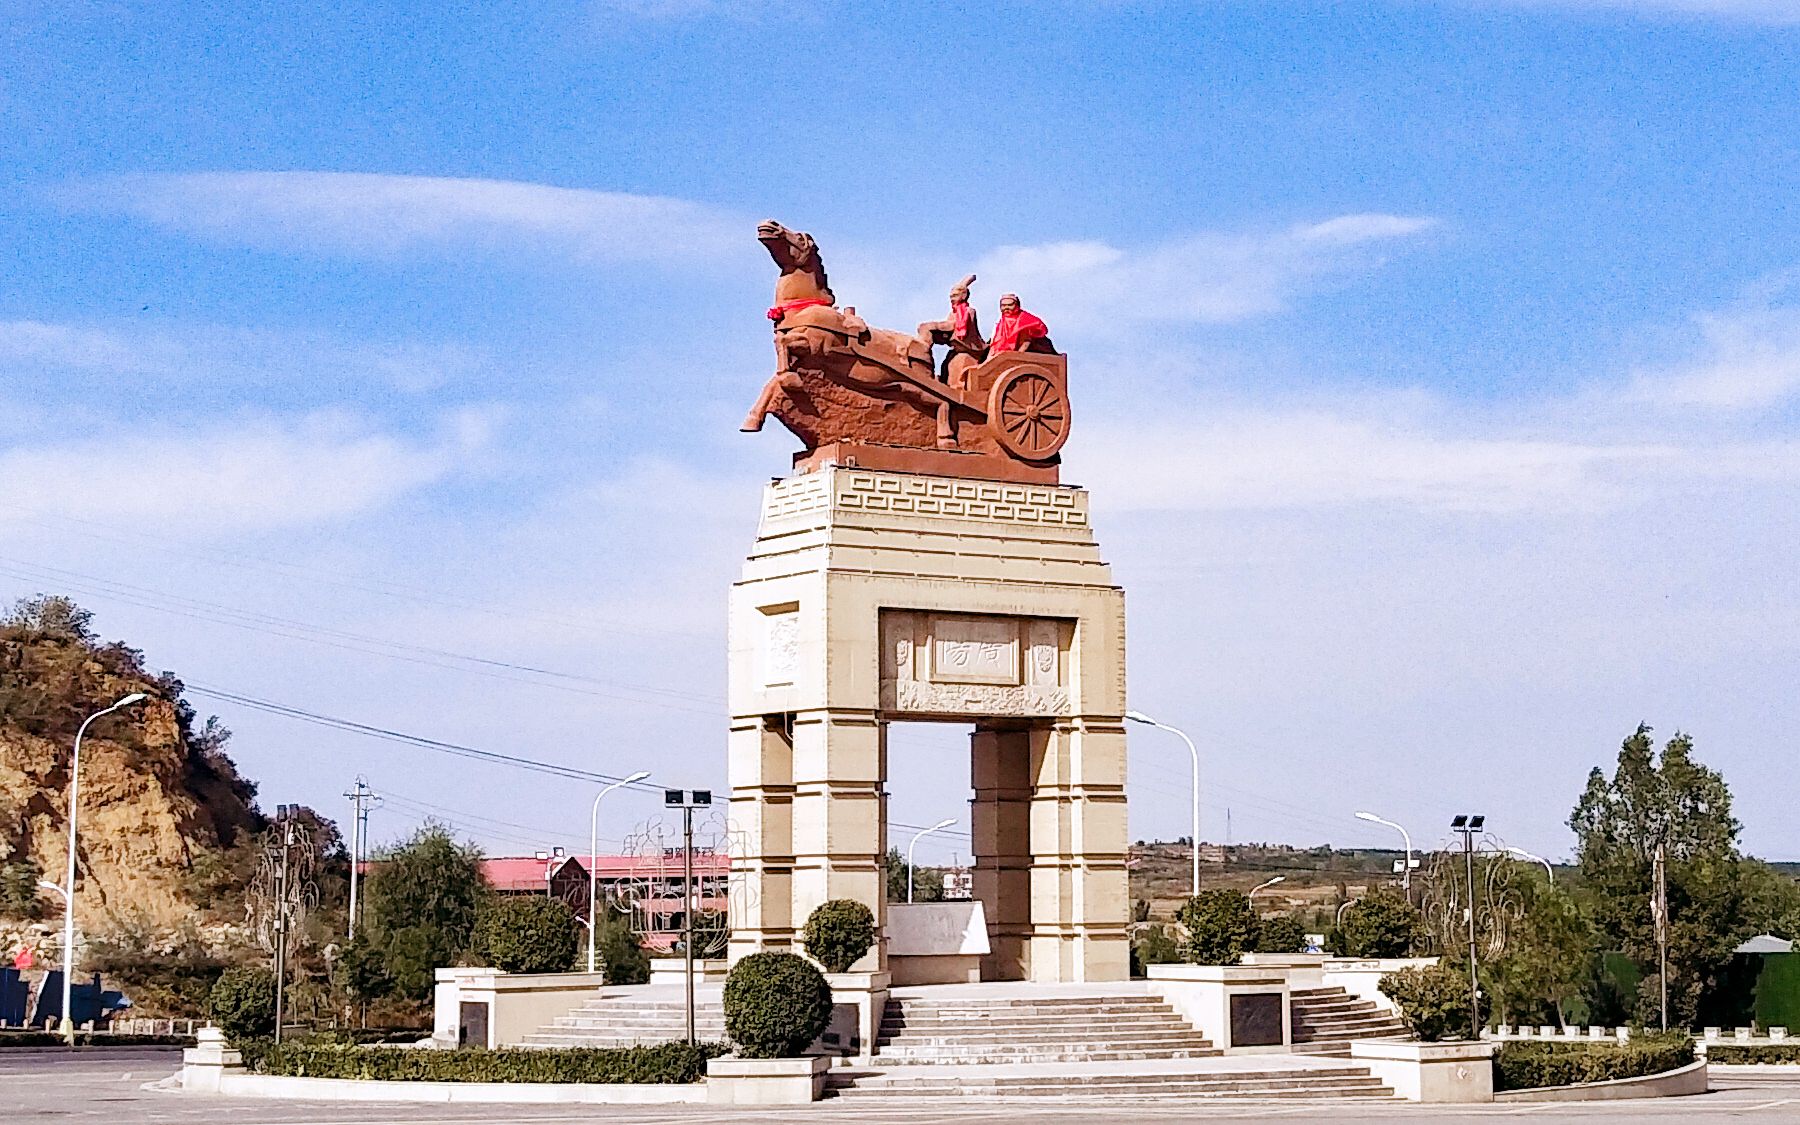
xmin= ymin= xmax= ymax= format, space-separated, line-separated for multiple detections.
xmin=788 ymin=708 xmax=888 ymax=970
xmin=1028 ymin=717 xmax=1130 ymax=982
xmin=971 ymin=725 xmax=1034 ymax=980
xmin=727 ymin=715 xmax=796 ymax=962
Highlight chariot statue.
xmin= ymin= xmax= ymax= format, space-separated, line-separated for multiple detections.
xmin=741 ymin=220 xmax=1070 ymax=484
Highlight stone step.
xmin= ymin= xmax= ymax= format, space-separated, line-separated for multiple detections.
xmin=878 ymin=1035 xmax=1216 ymax=1050
xmin=1293 ymin=1012 xmax=1405 ymax=1029
xmin=880 ymin=1019 xmax=1196 ymax=1037
xmin=1290 ymin=997 xmax=1380 ymax=1012
xmin=869 ymin=1048 xmax=1222 ymax=1065
xmin=893 ymin=1000 xmax=1172 ymax=1014
xmin=828 ymin=1072 xmax=1390 ymax=1099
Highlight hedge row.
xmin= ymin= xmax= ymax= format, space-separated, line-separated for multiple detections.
xmin=1706 ymin=1042 xmax=1800 ymax=1064
xmin=0 ymin=1031 xmax=194 ymax=1048
xmin=241 ymin=1041 xmax=725 ymax=1084
xmin=1493 ymin=1032 xmax=1695 ymax=1091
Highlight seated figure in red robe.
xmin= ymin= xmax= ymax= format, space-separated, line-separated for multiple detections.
xmin=917 ymin=274 xmax=986 ymax=386
xmin=989 ymin=293 xmax=1051 ymax=353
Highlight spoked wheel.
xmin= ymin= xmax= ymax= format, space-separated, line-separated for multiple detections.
xmin=989 ymin=366 xmax=1071 ymax=460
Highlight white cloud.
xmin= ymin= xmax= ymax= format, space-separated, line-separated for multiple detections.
xmin=0 ymin=318 xmax=484 ymax=395
xmin=1620 ymin=307 xmax=1800 ymax=411
xmin=0 ymin=412 xmax=484 ymax=531
xmin=968 ymin=214 xmax=1438 ymax=332
xmin=58 ymin=172 xmax=749 ymax=267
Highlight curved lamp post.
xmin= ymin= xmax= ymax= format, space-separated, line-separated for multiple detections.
xmin=1249 ymin=875 xmax=1286 ymax=902
xmin=1124 ymin=710 xmax=1201 ymax=896
xmin=54 ymin=692 xmax=147 ymax=1044
xmin=1506 ymin=846 xmax=1555 ymax=883
xmin=907 ymin=819 xmax=957 ymax=903
xmin=589 ymin=771 xmax=651 ymax=974
xmin=1354 ymin=811 xmax=1415 ymax=899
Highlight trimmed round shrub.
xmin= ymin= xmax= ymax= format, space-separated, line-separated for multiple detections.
xmin=722 ymin=951 xmax=833 ymax=1059
xmin=1176 ymin=889 xmax=1257 ymax=965
xmin=474 ymin=896 xmax=580 ymax=974
xmin=1254 ymin=914 xmax=1309 ymax=954
xmin=801 ymin=899 xmax=876 ymax=974
xmin=208 ymin=965 xmax=276 ymax=1042
xmin=1379 ymin=963 xmax=1482 ymax=1042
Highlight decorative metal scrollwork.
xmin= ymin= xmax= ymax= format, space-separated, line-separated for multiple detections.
xmin=1416 ymin=833 xmax=1526 ymax=961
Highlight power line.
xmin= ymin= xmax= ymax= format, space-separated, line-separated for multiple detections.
xmin=186 ymin=683 xmax=674 ymax=793
xmin=0 ymin=557 xmax=724 ymax=714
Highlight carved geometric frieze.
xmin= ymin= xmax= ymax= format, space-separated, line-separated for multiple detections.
xmin=880 ymin=610 xmax=1071 ymax=717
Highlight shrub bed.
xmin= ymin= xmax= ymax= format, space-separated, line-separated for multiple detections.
xmin=1706 ymin=1042 xmax=1800 ymax=1064
xmin=243 ymin=1041 xmax=724 ymax=1084
xmin=1494 ymin=1032 xmax=1695 ymax=1091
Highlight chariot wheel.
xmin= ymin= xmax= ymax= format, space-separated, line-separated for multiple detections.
xmin=989 ymin=366 xmax=1071 ymax=460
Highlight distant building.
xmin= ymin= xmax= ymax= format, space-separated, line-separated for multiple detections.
xmin=942 ymin=867 xmax=973 ymax=900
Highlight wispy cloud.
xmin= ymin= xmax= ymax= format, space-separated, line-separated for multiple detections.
xmin=1620 ymin=306 xmax=1800 ymax=412
xmin=0 ymin=412 xmax=488 ymax=531
xmin=58 ymin=172 xmax=750 ymax=267
xmin=0 ymin=318 xmax=482 ymax=395
xmin=972 ymin=214 xmax=1438 ymax=330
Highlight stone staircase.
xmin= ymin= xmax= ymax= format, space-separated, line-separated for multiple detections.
xmin=1288 ymin=986 xmax=1409 ymax=1056
xmin=869 ymin=992 xmax=1219 ymax=1065
xmin=521 ymin=992 xmax=726 ymax=1048
xmin=828 ymin=1061 xmax=1394 ymax=1100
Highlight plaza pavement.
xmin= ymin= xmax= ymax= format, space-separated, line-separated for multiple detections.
xmin=8 ymin=1047 xmax=1800 ymax=1122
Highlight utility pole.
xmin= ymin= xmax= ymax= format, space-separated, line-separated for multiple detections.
xmin=1451 ymin=814 xmax=1486 ymax=1040
xmin=664 ymin=788 xmax=712 ymax=1047
xmin=272 ymin=805 xmax=294 ymax=1043
xmin=1653 ymin=842 xmax=1669 ymax=1032
xmin=342 ymin=779 xmax=379 ymax=940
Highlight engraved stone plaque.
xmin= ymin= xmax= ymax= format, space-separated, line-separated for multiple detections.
xmin=879 ymin=610 xmax=1072 ymax=717
xmin=1229 ymin=993 xmax=1284 ymax=1048
xmin=930 ymin=614 xmax=1020 ymax=685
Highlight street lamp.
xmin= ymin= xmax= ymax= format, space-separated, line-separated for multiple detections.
xmin=1506 ymin=846 xmax=1554 ymax=884
xmin=1354 ymin=811 xmax=1416 ymax=900
xmin=589 ymin=771 xmax=651 ymax=974
xmin=1451 ymin=814 xmax=1486 ymax=1040
xmin=1125 ymin=710 xmax=1201 ymax=897
xmin=907 ymin=819 xmax=957 ymax=903
xmin=1249 ymin=875 xmax=1285 ymax=902
xmin=53 ymin=692 xmax=147 ymax=1044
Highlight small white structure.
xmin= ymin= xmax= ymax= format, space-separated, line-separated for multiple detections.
xmin=886 ymin=901 xmax=989 ymax=986
xmin=1351 ymin=1040 xmax=1494 ymax=1103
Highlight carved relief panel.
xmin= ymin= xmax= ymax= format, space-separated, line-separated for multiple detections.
xmin=880 ymin=610 xmax=1070 ymax=717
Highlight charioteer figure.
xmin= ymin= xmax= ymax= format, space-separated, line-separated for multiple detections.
xmin=917 ymin=274 xmax=986 ymax=388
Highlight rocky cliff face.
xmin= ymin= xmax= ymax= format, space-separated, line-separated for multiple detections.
xmin=0 ymin=601 xmax=263 ymax=930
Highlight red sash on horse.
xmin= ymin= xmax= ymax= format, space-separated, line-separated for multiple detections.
xmin=768 ymin=297 xmax=834 ymax=322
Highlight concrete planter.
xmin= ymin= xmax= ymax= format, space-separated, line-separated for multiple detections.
xmin=1145 ymin=963 xmax=1291 ymax=1053
xmin=705 ymin=1054 xmax=830 ymax=1104
xmin=821 ymin=971 xmax=889 ymax=1063
xmin=431 ymin=968 xmax=608 ymax=1049
xmin=1496 ymin=1059 xmax=1707 ymax=1102
xmin=1350 ymin=1039 xmax=1494 ymax=1103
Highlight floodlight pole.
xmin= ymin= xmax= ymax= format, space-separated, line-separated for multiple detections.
xmin=664 ymin=788 xmax=712 ymax=1048
xmin=1125 ymin=711 xmax=1201 ymax=896
xmin=58 ymin=692 xmax=147 ymax=1045
xmin=1452 ymin=814 xmax=1485 ymax=1040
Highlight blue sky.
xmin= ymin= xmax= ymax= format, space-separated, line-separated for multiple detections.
xmin=4 ymin=1 xmax=1799 ymax=874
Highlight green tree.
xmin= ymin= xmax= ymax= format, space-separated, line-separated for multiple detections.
xmin=474 ymin=896 xmax=579 ymax=974
xmin=1334 ymin=889 xmax=1425 ymax=958
xmin=362 ymin=825 xmax=490 ymax=1001
xmin=1569 ymin=725 xmax=1759 ymax=1028
xmin=1481 ymin=872 xmax=1593 ymax=1028
xmin=594 ymin=905 xmax=650 ymax=984
xmin=0 ymin=858 xmax=46 ymax=920
xmin=208 ymin=965 xmax=276 ymax=1042
xmin=1176 ymin=889 xmax=1257 ymax=965
xmin=2 ymin=594 xmax=95 ymax=644
xmin=883 ymin=847 xmax=943 ymax=902
xmin=1254 ymin=914 xmax=1309 ymax=954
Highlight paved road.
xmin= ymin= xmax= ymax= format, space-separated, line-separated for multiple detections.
xmin=8 ymin=1048 xmax=1800 ymax=1122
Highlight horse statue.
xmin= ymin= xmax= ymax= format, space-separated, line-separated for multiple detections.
xmin=742 ymin=220 xmax=955 ymax=447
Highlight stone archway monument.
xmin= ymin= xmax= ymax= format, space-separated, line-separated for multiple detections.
xmin=727 ymin=223 xmax=1128 ymax=983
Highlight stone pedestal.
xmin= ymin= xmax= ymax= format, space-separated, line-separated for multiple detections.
xmin=727 ymin=468 xmax=1129 ymax=983
xmin=1145 ymin=963 xmax=1293 ymax=1053
xmin=181 ymin=1025 xmax=244 ymax=1093
xmin=706 ymin=1055 xmax=831 ymax=1104
xmin=1351 ymin=1040 xmax=1494 ymax=1103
